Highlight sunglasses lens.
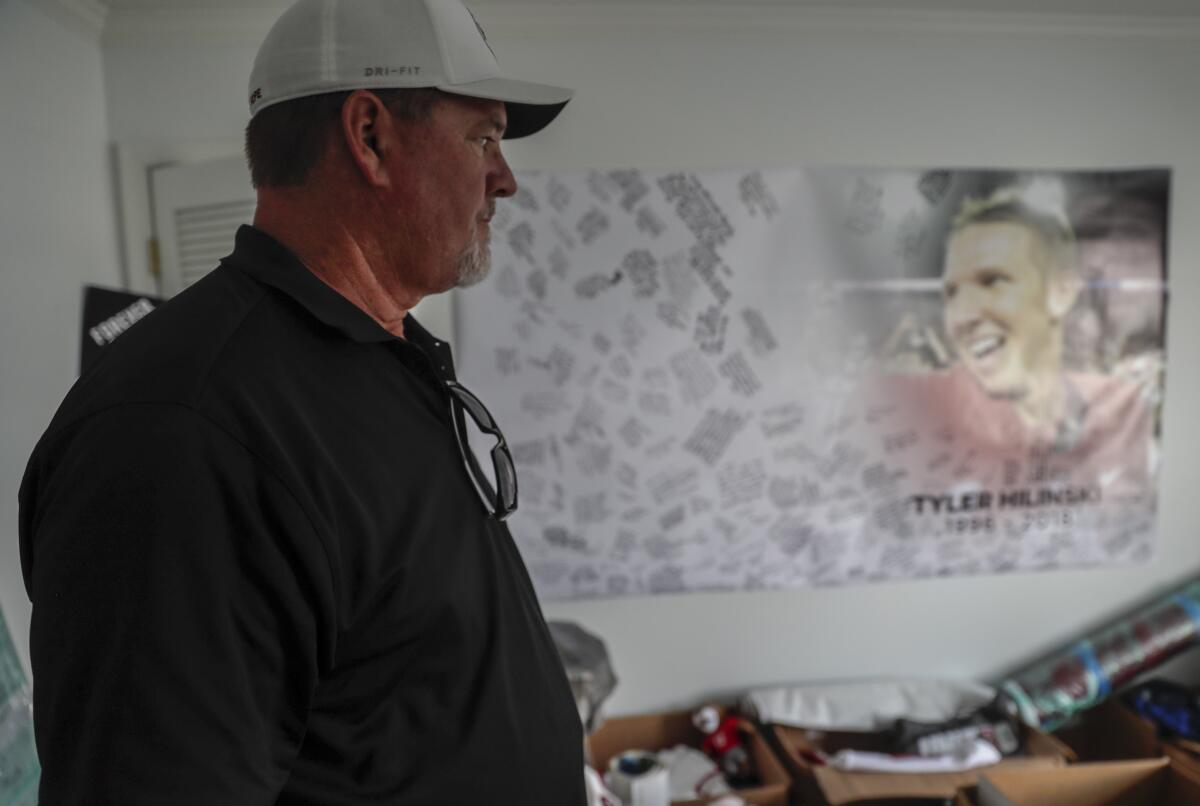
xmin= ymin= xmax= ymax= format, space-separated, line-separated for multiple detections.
xmin=495 ymin=450 xmax=517 ymax=508
xmin=451 ymin=385 xmax=495 ymax=431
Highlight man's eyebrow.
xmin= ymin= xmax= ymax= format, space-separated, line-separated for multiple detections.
xmin=487 ymin=117 xmax=507 ymax=136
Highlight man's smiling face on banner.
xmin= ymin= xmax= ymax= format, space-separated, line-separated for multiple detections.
xmin=941 ymin=221 xmax=1062 ymax=400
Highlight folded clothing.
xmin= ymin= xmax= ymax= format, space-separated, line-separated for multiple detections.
xmin=825 ymin=738 xmax=1002 ymax=773
xmin=742 ymin=679 xmax=997 ymax=732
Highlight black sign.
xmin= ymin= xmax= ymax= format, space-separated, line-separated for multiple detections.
xmin=80 ymin=285 xmax=163 ymax=374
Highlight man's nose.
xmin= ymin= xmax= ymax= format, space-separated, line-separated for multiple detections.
xmin=489 ymin=150 xmax=517 ymax=198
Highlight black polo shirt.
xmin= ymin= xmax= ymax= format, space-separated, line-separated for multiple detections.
xmin=19 ymin=226 xmax=585 ymax=805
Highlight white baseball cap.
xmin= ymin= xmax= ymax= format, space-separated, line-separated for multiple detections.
xmin=249 ymin=0 xmax=572 ymax=138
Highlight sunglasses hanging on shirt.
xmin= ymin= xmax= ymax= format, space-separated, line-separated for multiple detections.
xmin=445 ymin=379 xmax=519 ymax=521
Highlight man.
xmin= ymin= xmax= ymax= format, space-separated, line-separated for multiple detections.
xmin=18 ymin=0 xmax=585 ymax=802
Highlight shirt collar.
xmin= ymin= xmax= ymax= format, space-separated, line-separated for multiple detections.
xmin=222 ymin=226 xmax=452 ymax=374
xmin=223 ymin=225 xmax=401 ymax=343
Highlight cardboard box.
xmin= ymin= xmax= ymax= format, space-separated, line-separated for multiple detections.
xmin=952 ymin=757 xmax=1200 ymax=805
xmin=1054 ymin=698 xmax=1161 ymax=762
xmin=1160 ymin=738 xmax=1200 ymax=787
xmin=768 ymin=721 xmax=1073 ymax=805
xmin=1054 ymin=692 xmax=1200 ymax=788
xmin=587 ymin=708 xmax=791 ymax=806
xmin=1134 ymin=694 xmax=1200 ymax=780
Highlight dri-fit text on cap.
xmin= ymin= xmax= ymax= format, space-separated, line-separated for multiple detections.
xmin=364 ymin=66 xmax=422 ymax=76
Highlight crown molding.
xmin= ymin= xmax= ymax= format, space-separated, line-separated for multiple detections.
xmin=35 ymin=0 xmax=109 ymax=38
xmin=101 ymin=3 xmax=1200 ymax=44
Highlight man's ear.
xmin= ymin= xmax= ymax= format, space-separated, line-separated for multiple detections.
xmin=1046 ymin=269 xmax=1083 ymax=321
xmin=340 ymin=90 xmax=393 ymax=188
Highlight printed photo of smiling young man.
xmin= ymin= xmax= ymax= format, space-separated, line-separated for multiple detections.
xmin=939 ymin=189 xmax=1155 ymax=458
xmin=869 ymin=179 xmax=1163 ymax=514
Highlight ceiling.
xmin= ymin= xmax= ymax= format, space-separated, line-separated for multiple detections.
xmin=100 ymin=0 xmax=1200 ymax=16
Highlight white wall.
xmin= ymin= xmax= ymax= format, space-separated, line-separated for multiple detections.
xmin=96 ymin=3 xmax=1200 ymax=715
xmin=0 ymin=0 xmax=123 ymax=677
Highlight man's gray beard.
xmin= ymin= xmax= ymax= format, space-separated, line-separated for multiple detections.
xmin=454 ymin=235 xmax=491 ymax=288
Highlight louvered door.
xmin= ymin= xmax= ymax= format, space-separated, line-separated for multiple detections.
xmin=151 ymin=155 xmax=256 ymax=296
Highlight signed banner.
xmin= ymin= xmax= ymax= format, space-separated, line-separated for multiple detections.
xmin=456 ymin=167 xmax=1168 ymax=600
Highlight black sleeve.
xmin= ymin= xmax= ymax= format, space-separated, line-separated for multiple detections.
xmin=19 ymin=405 xmax=337 ymax=805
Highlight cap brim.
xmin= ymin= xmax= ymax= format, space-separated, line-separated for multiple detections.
xmin=437 ymin=77 xmax=572 ymax=139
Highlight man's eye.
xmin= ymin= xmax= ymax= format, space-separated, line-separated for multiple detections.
xmin=980 ymin=271 xmax=1008 ymax=287
xmin=943 ymin=283 xmax=957 ymax=300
